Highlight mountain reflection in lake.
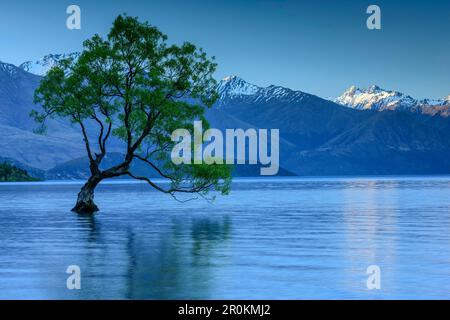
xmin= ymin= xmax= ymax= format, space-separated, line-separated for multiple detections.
xmin=1 ymin=177 xmax=450 ymax=299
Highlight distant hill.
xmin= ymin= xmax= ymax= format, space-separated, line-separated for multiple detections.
xmin=0 ymin=162 xmax=39 ymax=182
xmin=288 ymin=111 xmax=450 ymax=175
xmin=0 ymin=61 xmax=87 ymax=170
xmin=0 ymin=60 xmax=123 ymax=170
xmin=45 ymin=153 xmax=295 ymax=180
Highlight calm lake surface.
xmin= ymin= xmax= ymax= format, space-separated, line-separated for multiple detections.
xmin=1 ymin=176 xmax=450 ymax=299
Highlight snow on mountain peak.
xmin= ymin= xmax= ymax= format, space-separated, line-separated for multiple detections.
xmin=346 ymin=85 xmax=358 ymax=94
xmin=217 ymin=75 xmax=260 ymax=99
xmin=222 ymin=75 xmax=239 ymax=82
xmin=216 ymin=76 xmax=309 ymax=106
xmin=335 ymin=85 xmax=419 ymax=111
xmin=0 ymin=61 xmax=23 ymax=78
xmin=19 ymin=53 xmax=80 ymax=76
xmin=334 ymin=85 xmax=450 ymax=115
xmin=367 ymin=84 xmax=382 ymax=93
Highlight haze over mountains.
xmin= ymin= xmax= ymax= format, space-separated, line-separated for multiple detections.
xmin=1 ymin=55 xmax=450 ymax=178
xmin=0 ymin=61 xmax=86 ymax=173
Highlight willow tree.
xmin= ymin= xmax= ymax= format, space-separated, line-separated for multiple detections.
xmin=32 ymin=15 xmax=231 ymax=214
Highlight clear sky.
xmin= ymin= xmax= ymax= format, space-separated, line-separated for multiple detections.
xmin=0 ymin=0 xmax=448 ymax=99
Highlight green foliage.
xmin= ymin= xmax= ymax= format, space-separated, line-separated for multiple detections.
xmin=0 ymin=163 xmax=39 ymax=182
xmin=32 ymin=14 xmax=231 ymax=198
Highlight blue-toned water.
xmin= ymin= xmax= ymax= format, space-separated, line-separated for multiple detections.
xmin=0 ymin=176 xmax=450 ymax=299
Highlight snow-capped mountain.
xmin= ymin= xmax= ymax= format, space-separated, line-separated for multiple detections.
xmin=0 ymin=61 xmax=24 ymax=77
xmin=217 ymin=75 xmax=260 ymax=99
xmin=217 ymin=77 xmax=450 ymax=117
xmin=334 ymin=85 xmax=450 ymax=114
xmin=216 ymin=75 xmax=309 ymax=105
xmin=335 ymin=85 xmax=415 ymax=111
xmin=213 ymin=75 xmax=450 ymax=175
xmin=19 ymin=53 xmax=79 ymax=76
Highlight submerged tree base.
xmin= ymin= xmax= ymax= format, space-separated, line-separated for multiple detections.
xmin=72 ymin=175 xmax=102 ymax=214
xmin=71 ymin=201 xmax=99 ymax=214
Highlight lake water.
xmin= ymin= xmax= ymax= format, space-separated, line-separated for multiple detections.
xmin=0 ymin=176 xmax=450 ymax=299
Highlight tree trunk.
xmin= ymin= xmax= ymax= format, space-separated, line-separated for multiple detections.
xmin=72 ymin=175 xmax=102 ymax=214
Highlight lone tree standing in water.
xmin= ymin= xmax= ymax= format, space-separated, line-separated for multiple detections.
xmin=33 ymin=15 xmax=231 ymax=214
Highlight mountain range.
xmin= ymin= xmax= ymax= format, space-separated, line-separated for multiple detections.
xmin=1 ymin=55 xmax=450 ymax=178
xmin=333 ymin=85 xmax=450 ymax=117
xmin=214 ymin=76 xmax=450 ymax=175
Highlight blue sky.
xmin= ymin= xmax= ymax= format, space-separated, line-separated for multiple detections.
xmin=0 ymin=0 xmax=448 ymax=99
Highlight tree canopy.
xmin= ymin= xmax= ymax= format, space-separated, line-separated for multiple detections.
xmin=32 ymin=15 xmax=231 ymax=212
